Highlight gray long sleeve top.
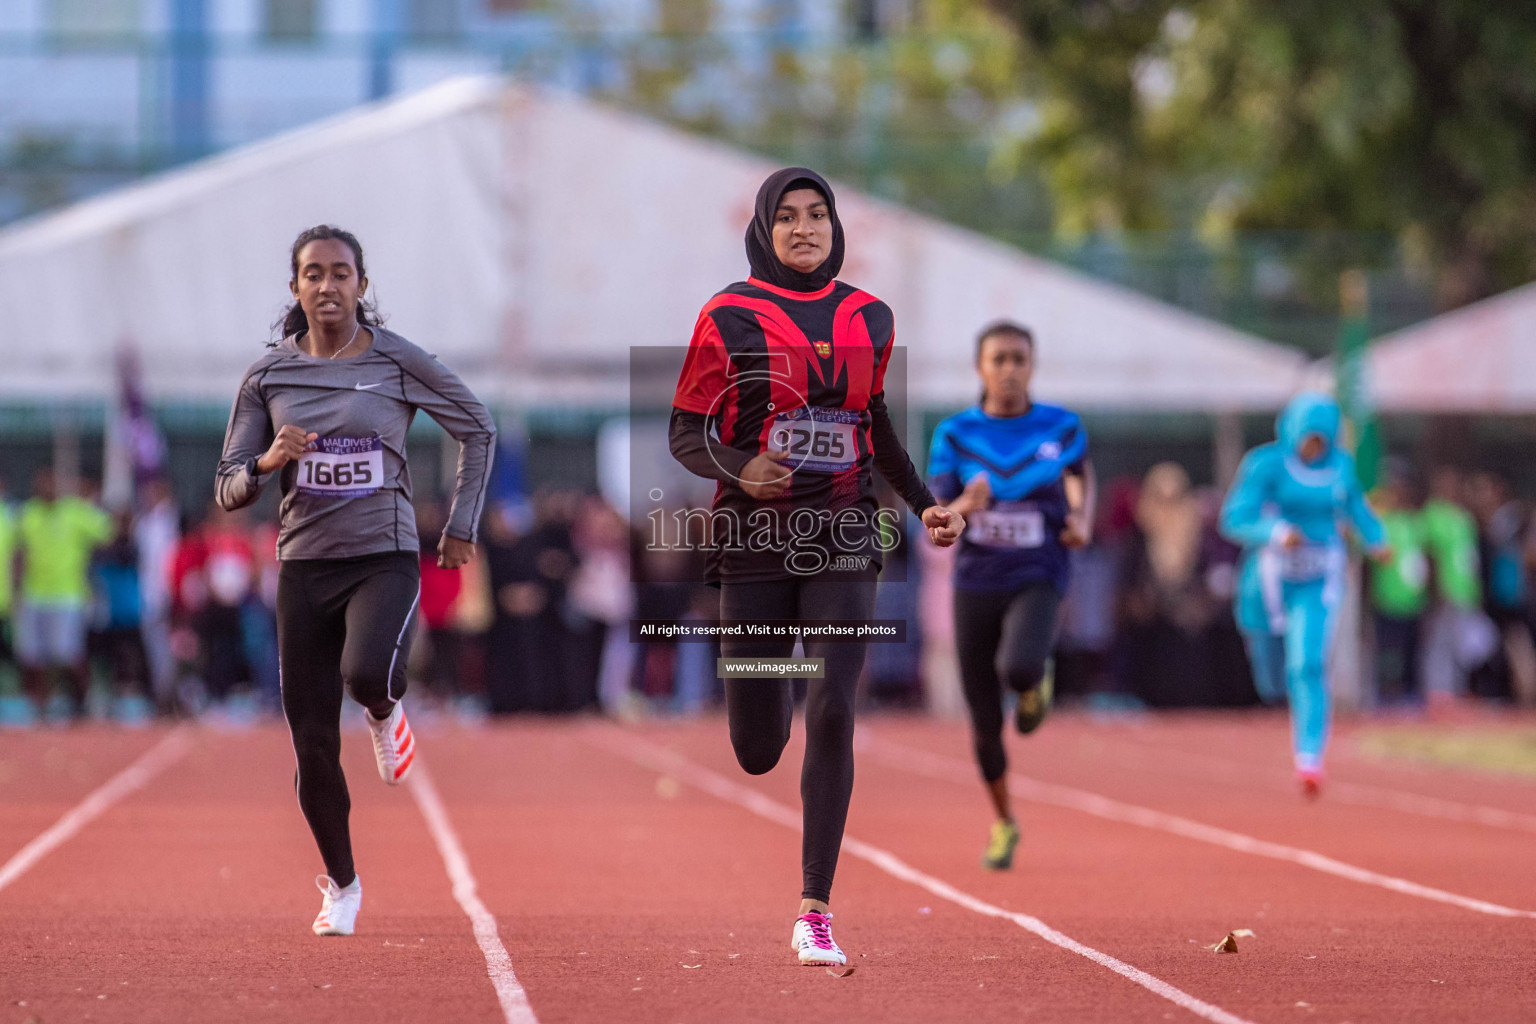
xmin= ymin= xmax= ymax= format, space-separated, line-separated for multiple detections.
xmin=216 ymin=327 xmax=496 ymax=560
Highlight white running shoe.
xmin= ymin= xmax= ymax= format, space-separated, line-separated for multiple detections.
xmin=366 ymin=702 xmax=416 ymax=785
xmin=790 ymin=911 xmax=846 ymax=966
xmin=312 ymin=875 xmax=361 ymax=936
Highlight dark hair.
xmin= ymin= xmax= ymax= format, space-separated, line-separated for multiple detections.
xmin=975 ymin=320 xmax=1035 ymax=404
xmin=975 ymin=319 xmax=1034 ymax=357
xmin=275 ymin=225 xmax=384 ymax=340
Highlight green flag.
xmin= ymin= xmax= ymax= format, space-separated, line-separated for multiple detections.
xmin=1336 ymin=271 xmax=1381 ymax=491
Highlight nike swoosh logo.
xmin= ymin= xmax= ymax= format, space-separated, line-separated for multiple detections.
xmin=354 ymin=383 xmax=384 ymax=391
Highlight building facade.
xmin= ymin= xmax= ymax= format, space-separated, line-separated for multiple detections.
xmin=0 ymin=0 xmax=863 ymax=222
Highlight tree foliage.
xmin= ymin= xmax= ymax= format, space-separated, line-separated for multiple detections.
xmin=990 ymin=0 xmax=1536 ymax=306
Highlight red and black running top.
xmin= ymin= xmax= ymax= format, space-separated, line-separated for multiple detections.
xmin=670 ymin=275 xmax=936 ymax=583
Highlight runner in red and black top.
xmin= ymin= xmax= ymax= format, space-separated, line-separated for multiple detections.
xmin=670 ymin=167 xmax=964 ymax=967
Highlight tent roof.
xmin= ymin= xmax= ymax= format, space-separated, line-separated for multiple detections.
xmin=0 ymin=75 xmax=1308 ymax=411
xmin=1366 ymin=282 xmax=1536 ymax=412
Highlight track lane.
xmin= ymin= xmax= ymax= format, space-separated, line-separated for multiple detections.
xmin=848 ymin=716 xmax=1536 ymax=1024
xmin=870 ymin=715 xmax=1536 ymax=912
xmin=5 ymin=713 xmax=1535 ymax=1023
xmin=0 ymin=724 xmax=504 ymax=1024
xmin=420 ymin=719 xmax=1264 ymax=1024
xmin=0 ymin=728 xmax=176 ymax=869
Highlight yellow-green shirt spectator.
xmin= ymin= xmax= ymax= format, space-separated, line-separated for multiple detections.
xmin=1371 ymin=509 xmax=1431 ymax=618
xmin=1422 ymin=497 xmax=1481 ymax=610
xmin=0 ymin=503 xmax=14 ymax=616
xmin=18 ymin=497 xmax=113 ymax=606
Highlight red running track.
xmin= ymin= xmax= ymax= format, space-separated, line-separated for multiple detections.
xmin=2 ymin=710 xmax=1533 ymax=1023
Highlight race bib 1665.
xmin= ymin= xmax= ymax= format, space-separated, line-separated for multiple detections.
xmin=296 ymin=435 xmax=384 ymax=498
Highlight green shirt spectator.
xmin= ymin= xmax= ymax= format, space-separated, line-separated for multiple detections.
xmin=1422 ymin=497 xmax=1481 ymax=610
xmin=1371 ymin=508 xmax=1430 ymax=618
xmin=0 ymin=502 xmax=14 ymax=617
xmin=18 ymin=496 xmax=113 ymax=606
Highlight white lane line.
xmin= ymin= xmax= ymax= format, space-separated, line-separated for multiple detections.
xmin=0 ymin=729 xmax=192 ymax=896
xmin=408 ymin=760 xmax=540 ymax=1024
xmin=1093 ymin=734 xmax=1536 ymax=836
xmin=861 ymin=733 xmax=1536 ymax=920
xmin=588 ymin=727 xmax=1263 ymax=1024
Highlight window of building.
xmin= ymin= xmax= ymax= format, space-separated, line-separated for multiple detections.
xmin=658 ymin=0 xmax=711 ymax=34
xmin=409 ymin=0 xmax=461 ymax=39
xmin=50 ymin=0 xmax=142 ymax=36
xmin=265 ymin=0 xmax=317 ymax=41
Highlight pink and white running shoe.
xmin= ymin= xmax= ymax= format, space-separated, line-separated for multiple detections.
xmin=312 ymin=874 xmax=361 ymax=936
xmin=366 ymin=702 xmax=415 ymax=785
xmin=790 ymin=911 xmax=846 ymax=966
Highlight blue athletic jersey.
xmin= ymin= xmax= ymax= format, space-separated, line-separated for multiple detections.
xmin=928 ymin=403 xmax=1087 ymax=594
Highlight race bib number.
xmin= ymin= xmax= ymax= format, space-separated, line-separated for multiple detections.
xmin=1280 ymin=544 xmax=1331 ymax=582
xmin=968 ymin=508 xmax=1046 ymax=549
xmin=296 ymin=435 xmax=383 ymax=498
xmin=768 ymin=407 xmax=859 ymax=474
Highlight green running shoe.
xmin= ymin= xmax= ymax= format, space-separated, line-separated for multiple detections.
xmin=982 ymin=819 xmax=1021 ymax=871
xmin=1015 ymin=660 xmax=1055 ymax=735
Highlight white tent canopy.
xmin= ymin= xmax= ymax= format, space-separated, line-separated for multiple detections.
xmin=0 ymin=75 xmax=1308 ymax=411
xmin=1365 ymin=282 xmax=1536 ymax=412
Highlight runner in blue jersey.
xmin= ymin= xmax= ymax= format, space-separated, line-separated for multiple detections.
xmin=929 ymin=321 xmax=1094 ymax=870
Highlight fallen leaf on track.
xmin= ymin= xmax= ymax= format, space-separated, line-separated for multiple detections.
xmin=1211 ymin=929 xmax=1256 ymax=954
xmin=825 ymin=966 xmax=856 ymax=978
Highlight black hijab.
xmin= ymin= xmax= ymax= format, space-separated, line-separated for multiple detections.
xmin=745 ymin=167 xmax=845 ymax=292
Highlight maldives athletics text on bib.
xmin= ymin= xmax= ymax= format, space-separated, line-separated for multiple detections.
xmin=296 ymin=435 xmax=384 ymax=498
xmin=768 ymin=407 xmax=860 ymax=474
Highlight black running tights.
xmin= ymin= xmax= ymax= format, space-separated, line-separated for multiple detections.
xmin=277 ymin=552 xmax=420 ymax=887
xmin=718 ymin=575 xmax=877 ymax=904
xmin=954 ymin=582 xmax=1062 ymax=784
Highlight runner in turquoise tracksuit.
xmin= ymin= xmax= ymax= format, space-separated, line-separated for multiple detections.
xmin=1219 ymin=392 xmax=1387 ymax=794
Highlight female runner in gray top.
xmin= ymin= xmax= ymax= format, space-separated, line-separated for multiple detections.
xmin=216 ymin=224 xmax=495 ymax=937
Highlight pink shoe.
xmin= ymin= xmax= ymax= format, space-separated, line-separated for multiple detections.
xmin=1298 ymin=768 xmax=1323 ymax=800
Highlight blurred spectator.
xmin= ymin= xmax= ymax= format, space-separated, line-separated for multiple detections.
xmin=166 ymin=505 xmax=263 ymax=714
xmin=1118 ymin=463 xmax=1226 ymax=706
xmin=449 ymin=536 xmax=495 ymax=707
xmin=865 ymin=516 xmax=924 ymax=708
xmin=89 ymin=511 xmax=153 ymax=722
xmin=134 ymin=477 xmax=180 ymax=711
xmin=1194 ymin=485 xmax=1255 ymax=706
xmin=15 ymin=468 xmax=113 ymax=719
xmin=1368 ymin=460 xmax=1431 ymax=706
xmin=628 ymin=510 xmax=711 ymax=715
xmin=1053 ymin=486 xmax=1126 ymax=699
xmin=0 ymin=479 xmax=14 ymax=681
xmin=484 ymin=492 xmax=587 ymax=713
xmin=567 ymin=496 xmax=636 ymax=713
xmin=199 ymin=505 xmax=258 ymax=705
xmin=1468 ymin=470 xmax=1536 ymax=704
xmin=413 ymin=501 xmax=466 ymax=706
xmin=245 ymin=520 xmax=281 ymax=711
xmin=1420 ymin=466 xmax=1498 ymax=703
